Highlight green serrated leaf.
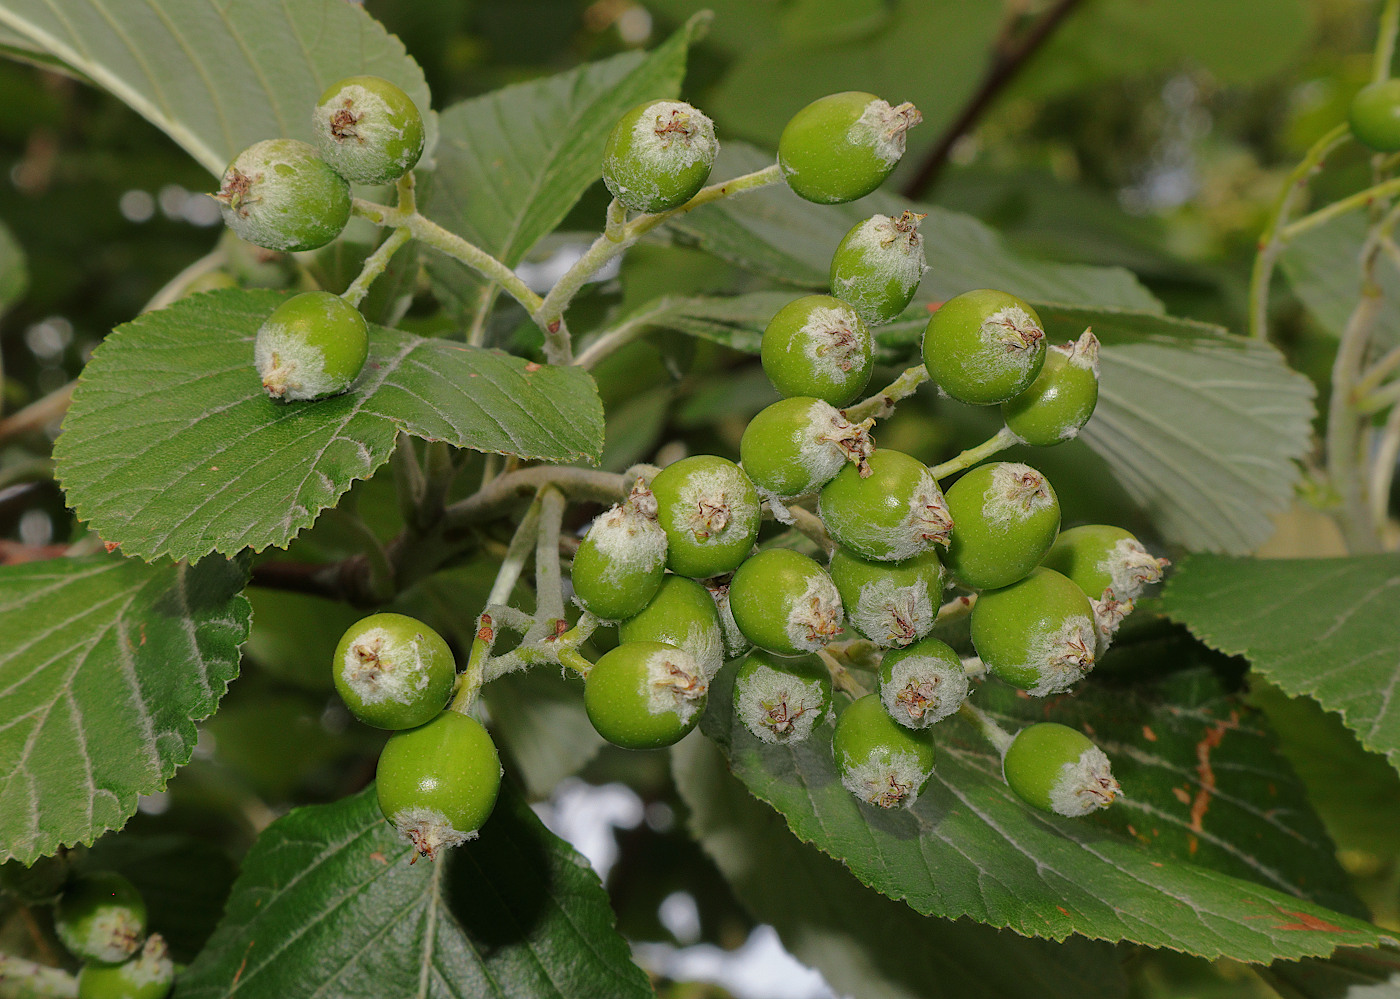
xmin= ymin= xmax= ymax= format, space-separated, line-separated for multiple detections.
xmin=53 ymin=289 xmax=603 ymax=562
xmin=177 ymin=785 xmax=652 ymax=999
xmin=0 ymin=554 xmax=249 ymax=865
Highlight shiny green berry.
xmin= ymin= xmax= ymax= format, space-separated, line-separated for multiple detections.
xmin=312 ymin=75 xmax=426 ymax=184
xmin=55 ymin=872 xmax=146 ymax=964
xmin=332 ymin=612 xmax=455 ymax=730
xmin=733 ymin=650 xmax=833 ymax=745
xmin=255 ymin=291 xmax=369 ymax=401
xmin=778 ymin=92 xmax=921 ymax=204
xmin=740 ymin=397 xmax=874 ymax=501
xmin=943 ymin=462 xmax=1060 ymax=590
xmin=923 ymin=289 xmax=1046 ymax=405
xmin=603 ymin=100 xmax=718 ymax=213
xmin=572 ymin=479 xmax=667 ymax=621
xmin=619 ymin=574 xmax=724 ymax=680
xmin=1350 ymin=79 xmax=1400 ymax=152
xmin=878 ymin=637 xmax=967 ymax=729
xmin=729 ymin=548 xmax=843 ymax=656
xmin=214 ymin=138 xmax=350 ymax=252
xmin=970 ymin=567 xmax=1096 ymax=696
xmin=827 ymin=546 xmax=944 ymax=648
xmin=584 ymin=640 xmax=708 ymax=750
xmin=761 ymin=295 xmax=874 ymax=407
xmin=829 ymin=211 xmax=927 ymax=326
xmin=833 ymin=694 xmax=936 ymax=808
xmin=376 ymin=710 xmax=502 ymax=861
xmin=1002 ymin=722 xmax=1121 ymax=817
xmin=819 ymin=449 xmax=952 ymax=562
xmin=1002 ymin=331 xmax=1100 ymax=446
xmin=77 ymin=934 xmax=174 ymax=999
xmin=650 ymin=455 xmax=761 ymax=579
xmin=1041 ymin=524 xmax=1169 ymax=645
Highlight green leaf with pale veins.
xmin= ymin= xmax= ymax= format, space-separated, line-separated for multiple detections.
xmin=1163 ymin=554 xmax=1400 ymax=775
xmin=0 ymin=554 xmax=248 ymax=865
xmin=54 ymin=289 xmax=603 ymax=562
xmin=177 ymin=785 xmax=652 ymax=999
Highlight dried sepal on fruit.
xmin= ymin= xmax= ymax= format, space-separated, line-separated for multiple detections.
xmin=827 ymin=546 xmax=944 ymax=648
xmin=332 ymin=612 xmax=455 ymax=730
xmin=572 ymin=477 xmax=668 ymax=621
xmin=584 ymin=641 xmax=708 ymax=750
xmin=729 ymin=548 xmax=844 ymax=656
xmin=312 ymin=75 xmax=426 ymax=184
xmin=878 ymin=637 xmax=968 ymax=729
xmin=1002 ymin=722 xmax=1121 ymax=817
xmin=833 ymin=694 xmax=937 ymax=808
xmin=214 ymin=138 xmax=350 ymax=252
xmin=733 ymin=650 xmax=833 ymax=745
xmin=603 ymin=99 xmax=719 ymax=213
xmin=829 ymin=211 xmax=928 ymax=326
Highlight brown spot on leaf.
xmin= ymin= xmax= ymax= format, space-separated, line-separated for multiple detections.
xmin=1142 ymin=725 xmax=1157 ymax=742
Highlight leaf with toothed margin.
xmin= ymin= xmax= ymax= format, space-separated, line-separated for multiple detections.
xmin=0 ymin=554 xmax=249 ymax=865
xmin=53 ymin=289 xmax=603 ymax=562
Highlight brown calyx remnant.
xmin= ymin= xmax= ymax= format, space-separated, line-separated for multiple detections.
xmin=330 ymin=101 xmax=363 ymax=143
xmin=913 ymin=495 xmax=954 ymax=546
xmin=822 ymin=413 xmax=876 ymax=477
xmin=795 ymin=594 xmax=843 ymax=646
xmin=1049 ymin=629 xmax=1095 ymax=678
xmin=895 ymin=676 xmax=941 ymax=721
xmin=654 ymin=658 xmax=706 ymax=705
xmin=880 ymin=210 xmax=928 ymax=250
xmin=814 ymin=321 xmax=862 ymax=372
xmin=879 ymin=102 xmax=923 ymax=143
xmin=987 ymin=308 xmax=1044 ymax=354
xmin=885 ymin=608 xmax=919 ymax=647
xmin=688 ymin=495 xmax=731 ymax=540
xmin=760 ymin=690 xmax=812 ymax=736
xmin=873 ymin=774 xmax=913 ymax=808
xmin=1004 ymin=467 xmax=1051 ymax=513
xmin=349 ymin=634 xmax=389 ymax=689
xmin=214 ymin=168 xmax=260 ymax=216
xmin=624 ymin=477 xmax=659 ymax=520
xmin=653 ymin=108 xmax=697 ymax=147
xmin=261 ymin=352 xmax=292 ymax=398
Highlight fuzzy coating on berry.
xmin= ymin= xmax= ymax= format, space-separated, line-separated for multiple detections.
xmin=819 ymin=450 xmax=952 ymax=562
xmin=56 ymin=873 xmax=147 ymax=965
xmin=255 ymin=292 xmax=369 ymax=402
xmin=1002 ymin=331 xmax=1100 ymax=446
xmin=779 ymin=92 xmax=921 ymax=204
xmin=333 ymin=612 xmax=454 ymax=730
xmin=393 ymin=805 xmax=474 ymax=858
xmin=761 ymin=296 xmax=874 ymax=407
xmin=1047 ymin=745 xmax=1120 ymax=815
xmin=879 ymin=639 xmax=968 ymax=729
xmin=313 ymin=75 xmax=426 ymax=184
xmin=1002 ymin=722 xmax=1121 ymax=817
xmin=829 ymin=547 xmax=944 ymax=648
xmin=851 ymin=98 xmax=921 ymax=165
xmin=734 ymin=652 xmax=832 ymax=744
xmin=650 ymin=456 xmax=761 ymax=579
xmin=214 ymin=139 xmax=351 ymax=252
xmin=77 ymin=933 xmax=175 ymax=999
xmin=740 ymin=397 xmax=874 ymax=499
xmin=730 ymin=549 xmax=844 ymax=656
xmin=572 ymin=483 xmax=668 ymax=621
xmin=829 ymin=211 xmax=928 ymax=326
xmin=1020 ymin=616 xmax=1097 ymax=696
xmin=1101 ymin=537 xmax=1168 ymax=600
xmin=585 ymin=641 xmax=709 ymax=750
xmin=923 ymin=289 xmax=1047 ymax=405
xmin=983 ymin=463 xmax=1055 ymax=527
xmin=971 ymin=567 xmax=1097 ymax=696
xmin=640 ymin=645 xmax=707 ymax=723
xmin=833 ymin=695 xmax=937 ymax=808
xmin=603 ymin=100 xmax=718 ymax=214
xmin=1042 ymin=525 xmax=1169 ymax=603
xmin=619 ymin=575 xmax=725 ymax=679
xmin=1089 ymin=594 xmax=1133 ymax=648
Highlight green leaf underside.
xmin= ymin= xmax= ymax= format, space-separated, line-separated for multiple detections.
xmin=1279 ymin=213 xmax=1400 ymax=345
xmin=0 ymin=554 xmax=248 ymax=864
xmin=54 ymin=289 xmax=603 ymax=562
xmin=177 ymin=786 xmax=652 ymax=999
xmin=1163 ymin=554 xmax=1400 ymax=775
xmin=700 ymin=658 xmax=1388 ymax=962
xmin=0 ymin=0 xmax=434 ymax=176
xmin=673 ymin=736 xmax=1131 ymax=999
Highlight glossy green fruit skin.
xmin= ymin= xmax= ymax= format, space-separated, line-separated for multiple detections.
xmin=332 ymin=612 xmax=455 ymax=730
xmin=923 ymin=289 xmax=1046 ymax=405
xmin=77 ymin=936 xmax=174 ymax=999
xmin=761 ymin=295 xmax=873 ymax=407
xmin=819 ymin=449 xmax=950 ymax=562
xmin=1351 ymin=79 xmax=1400 ymax=152
xmin=572 ymin=503 xmax=667 ymax=621
xmin=255 ymin=291 xmax=369 ymax=401
xmin=603 ymin=100 xmax=718 ymax=213
xmin=827 ymin=546 xmax=944 ymax=648
xmin=376 ymin=710 xmax=502 ymax=842
xmin=829 ymin=212 xmax=927 ymax=326
xmin=1041 ymin=524 xmax=1162 ymax=602
xmin=55 ymin=872 xmax=147 ymax=964
xmin=740 ymin=397 xmax=869 ymax=498
xmin=878 ymin=636 xmax=968 ymax=729
xmin=778 ymin=92 xmax=913 ymax=204
xmin=650 ymin=455 xmax=761 ymax=579
xmin=729 ymin=548 xmax=843 ymax=656
xmin=1001 ymin=721 xmax=1120 ymax=817
xmin=970 ymin=567 xmax=1096 ymax=696
xmin=833 ymin=694 xmax=937 ymax=808
xmin=943 ymin=462 xmax=1060 ymax=590
xmin=215 ymin=138 xmax=351 ymax=251
xmin=1002 ymin=338 xmax=1099 ymax=446
xmin=733 ymin=650 xmax=832 ymax=744
xmin=619 ymin=574 xmax=724 ymax=679
xmin=313 ymin=75 xmax=425 ymax=184
xmin=584 ymin=641 xmax=707 ymax=749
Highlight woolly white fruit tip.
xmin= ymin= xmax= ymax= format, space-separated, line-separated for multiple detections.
xmin=1048 ymin=746 xmax=1121 ymax=817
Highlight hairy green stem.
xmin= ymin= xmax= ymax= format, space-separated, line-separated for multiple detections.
xmin=1280 ymin=174 xmax=1400 ymax=242
xmin=142 ymin=244 xmax=228 ymax=313
xmin=959 ymin=700 xmax=1014 ymax=755
xmin=341 ymin=226 xmax=411 ymax=308
xmin=534 ymin=487 xmax=567 ymax=626
xmin=1328 ymin=283 xmax=1385 ymax=551
xmin=843 ymin=363 xmax=930 ymax=423
xmin=935 ymin=593 xmax=976 ymax=624
xmin=390 ymin=432 xmax=426 ymax=529
xmin=817 ymin=647 xmax=869 ymax=698
xmin=931 ymin=425 xmax=1020 ymax=480
xmin=574 ymin=297 xmax=682 ymax=370
xmin=1369 ymin=401 xmax=1400 ymax=531
xmin=442 ymin=466 xmax=629 ymax=536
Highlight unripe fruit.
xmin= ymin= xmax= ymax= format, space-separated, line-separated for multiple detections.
xmin=77 ymin=934 xmax=174 ymax=999
xmin=214 ymin=138 xmax=351 ymax=252
xmin=970 ymin=567 xmax=1097 ymax=696
xmin=1002 ymin=330 xmax=1100 ymax=446
xmin=584 ymin=641 xmax=708 ymax=750
xmin=778 ymin=92 xmax=921 ymax=204
xmin=703 ymin=574 xmax=752 ymax=659
xmin=827 ymin=546 xmax=944 ymax=648
xmin=332 ymin=612 xmax=455 ymax=730
xmin=255 ymin=291 xmax=369 ymax=401
xmin=376 ymin=710 xmax=502 ymax=861
xmin=1041 ymin=524 xmax=1169 ymax=645
xmin=733 ymin=650 xmax=833 ymax=745
xmin=740 ymin=397 xmax=874 ymax=500
xmin=1002 ymin=722 xmax=1121 ymax=817
xmin=603 ymin=100 xmax=718 ymax=213
xmin=829 ymin=211 xmax=928 ymax=326
xmin=878 ymin=637 xmax=968 ymax=729
xmin=943 ymin=462 xmax=1060 ymax=590
xmin=572 ymin=479 xmax=668 ymax=621
xmin=923 ymin=289 xmax=1046 ymax=405
xmin=312 ymin=75 xmax=426 ymax=184
xmin=649 ymin=455 xmax=761 ymax=579
xmin=729 ymin=548 xmax=843 ymax=656
xmin=54 ymin=872 xmax=146 ymax=964
xmin=761 ymin=295 xmax=874 ymax=407
xmin=619 ymin=574 xmax=724 ymax=679
xmin=818 ymin=449 xmax=952 ymax=562
xmin=1350 ymin=79 xmax=1400 ymax=153
xmin=833 ymin=694 xmax=936 ymax=808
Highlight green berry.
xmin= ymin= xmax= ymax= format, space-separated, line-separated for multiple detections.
xmin=970 ymin=567 xmax=1097 ymax=696
xmin=818 ymin=449 xmax=952 ymax=562
xmin=827 ymin=546 xmax=944 ymax=648
xmin=832 ymin=693 xmax=936 ymax=808
xmin=255 ymin=291 xmax=369 ymax=401
xmin=1041 ymin=524 xmax=1169 ymax=645
xmin=1002 ymin=331 xmax=1100 ymax=446
xmin=761 ymin=295 xmax=874 ymax=407
xmin=733 ymin=650 xmax=833 ymax=744
xmin=923 ymin=289 xmax=1046 ymax=405
xmin=618 ymin=574 xmax=724 ymax=679
xmin=778 ymin=92 xmax=921 ymax=204
xmin=703 ymin=575 xmax=752 ymax=659
xmin=376 ymin=710 xmax=502 ymax=861
xmin=572 ymin=479 xmax=667 ymax=621
xmin=1002 ymin=722 xmax=1121 ymax=817
xmin=740 ymin=397 xmax=874 ymax=501
xmin=332 ymin=612 xmax=455 ymax=730
xmin=649 ymin=455 xmax=761 ymax=579
xmin=312 ymin=75 xmax=426 ymax=185
xmin=584 ymin=641 xmax=708 ymax=750
xmin=77 ymin=935 xmax=174 ymax=999
xmin=829 ymin=211 xmax=927 ymax=326
xmin=878 ymin=637 xmax=968 ymax=729
xmin=729 ymin=548 xmax=843 ymax=656
xmin=214 ymin=138 xmax=350 ymax=252
xmin=1350 ymin=79 xmax=1400 ymax=153
xmin=943 ymin=462 xmax=1060 ymax=590
xmin=55 ymin=872 xmax=146 ymax=964
xmin=603 ymin=100 xmax=718 ymax=213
